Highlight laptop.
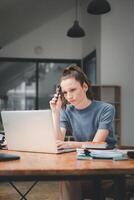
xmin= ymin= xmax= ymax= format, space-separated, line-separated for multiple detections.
xmin=1 ymin=110 xmax=75 ymax=154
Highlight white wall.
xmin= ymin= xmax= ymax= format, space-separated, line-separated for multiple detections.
xmin=81 ymin=1 xmax=101 ymax=82
xmin=101 ymin=0 xmax=134 ymax=145
xmin=81 ymin=1 xmax=100 ymax=57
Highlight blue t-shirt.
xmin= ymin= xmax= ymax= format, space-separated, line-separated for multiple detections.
xmin=60 ymin=100 xmax=116 ymax=146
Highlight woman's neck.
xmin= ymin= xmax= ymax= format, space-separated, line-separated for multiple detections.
xmin=75 ymin=98 xmax=92 ymax=110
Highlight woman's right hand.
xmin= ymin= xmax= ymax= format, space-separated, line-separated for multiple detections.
xmin=49 ymin=94 xmax=62 ymax=113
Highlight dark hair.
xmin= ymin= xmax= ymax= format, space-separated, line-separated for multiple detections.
xmin=60 ymin=65 xmax=93 ymax=107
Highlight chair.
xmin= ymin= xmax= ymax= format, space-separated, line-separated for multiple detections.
xmin=82 ymin=176 xmax=134 ymax=200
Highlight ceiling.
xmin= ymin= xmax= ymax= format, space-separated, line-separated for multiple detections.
xmin=0 ymin=0 xmax=78 ymax=48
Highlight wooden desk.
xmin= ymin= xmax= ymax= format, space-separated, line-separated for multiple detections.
xmin=0 ymin=150 xmax=134 ymax=200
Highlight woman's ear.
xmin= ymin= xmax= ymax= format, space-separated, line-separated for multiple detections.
xmin=83 ymin=82 xmax=88 ymax=92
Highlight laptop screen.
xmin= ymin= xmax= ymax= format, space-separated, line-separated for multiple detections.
xmin=1 ymin=110 xmax=58 ymax=153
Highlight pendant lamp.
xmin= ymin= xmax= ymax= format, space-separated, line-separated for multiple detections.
xmin=87 ymin=0 xmax=111 ymax=15
xmin=67 ymin=0 xmax=85 ymax=38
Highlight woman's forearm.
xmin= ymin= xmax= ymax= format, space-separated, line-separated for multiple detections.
xmin=51 ymin=111 xmax=65 ymax=140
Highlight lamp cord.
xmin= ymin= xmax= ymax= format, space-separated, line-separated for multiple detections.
xmin=75 ymin=0 xmax=78 ymax=20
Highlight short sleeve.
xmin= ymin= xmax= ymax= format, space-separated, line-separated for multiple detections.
xmin=60 ymin=109 xmax=71 ymax=130
xmin=98 ymin=104 xmax=115 ymax=130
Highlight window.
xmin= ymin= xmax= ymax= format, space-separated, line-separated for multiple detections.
xmin=83 ymin=50 xmax=96 ymax=84
xmin=0 ymin=59 xmax=81 ymax=111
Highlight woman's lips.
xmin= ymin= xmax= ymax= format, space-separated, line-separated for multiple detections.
xmin=69 ymin=100 xmax=75 ymax=103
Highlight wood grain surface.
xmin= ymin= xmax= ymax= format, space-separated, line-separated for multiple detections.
xmin=0 ymin=150 xmax=134 ymax=177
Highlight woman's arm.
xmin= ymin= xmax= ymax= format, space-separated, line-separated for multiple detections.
xmin=92 ymin=129 xmax=109 ymax=142
xmin=49 ymin=93 xmax=66 ymax=141
xmin=56 ymin=129 xmax=109 ymax=149
xmin=51 ymin=111 xmax=66 ymax=141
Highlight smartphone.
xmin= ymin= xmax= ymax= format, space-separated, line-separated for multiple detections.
xmin=56 ymin=85 xmax=67 ymax=107
xmin=56 ymin=85 xmax=62 ymax=97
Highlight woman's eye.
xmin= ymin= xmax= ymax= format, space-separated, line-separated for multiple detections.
xmin=70 ymin=89 xmax=76 ymax=92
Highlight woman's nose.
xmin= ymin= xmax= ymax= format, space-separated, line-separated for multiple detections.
xmin=67 ymin=93 xmax=73 ymax=100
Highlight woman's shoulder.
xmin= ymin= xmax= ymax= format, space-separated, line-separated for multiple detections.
xmin=92 ymin=101 xmax=115 ymax=119
xmin=93 ymin=100 xmax=114 ymax=110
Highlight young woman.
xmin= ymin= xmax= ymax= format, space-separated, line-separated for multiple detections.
xmin=49 ymin=65 xmax=116 ymax=200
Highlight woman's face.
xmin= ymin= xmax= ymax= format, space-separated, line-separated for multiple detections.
xmin=60 ymin=77 xmax=88 ymax=107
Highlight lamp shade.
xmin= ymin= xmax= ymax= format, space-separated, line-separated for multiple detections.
xmin=87 ymin=0 xmax=111 ymax=15
xmin=67 ymin=20 xmax=85 ymax=38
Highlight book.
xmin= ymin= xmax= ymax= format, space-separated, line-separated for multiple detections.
xmin=82 ymin=142 xmax=108 ymax=149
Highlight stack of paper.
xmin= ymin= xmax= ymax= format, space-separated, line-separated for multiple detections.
xmin=90 ymin=150 xmax=127 ymax=159
xmin=76 ymin=149 xmax=128 ymax=160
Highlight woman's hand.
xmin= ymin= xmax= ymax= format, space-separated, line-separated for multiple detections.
xmin=49 ymin=94 xmax=62 ymax=113
xmin=56 ymin=140 xmax=82 ymax=149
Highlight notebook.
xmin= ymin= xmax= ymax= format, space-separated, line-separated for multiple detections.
xmin=82 ymin=142 xmax=108 ymax=149
xmin=1 ymin=110 xmax=75 ymax=154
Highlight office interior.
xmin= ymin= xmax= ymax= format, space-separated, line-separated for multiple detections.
xmin=0 ymin=0 xmax=134 ymax=199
